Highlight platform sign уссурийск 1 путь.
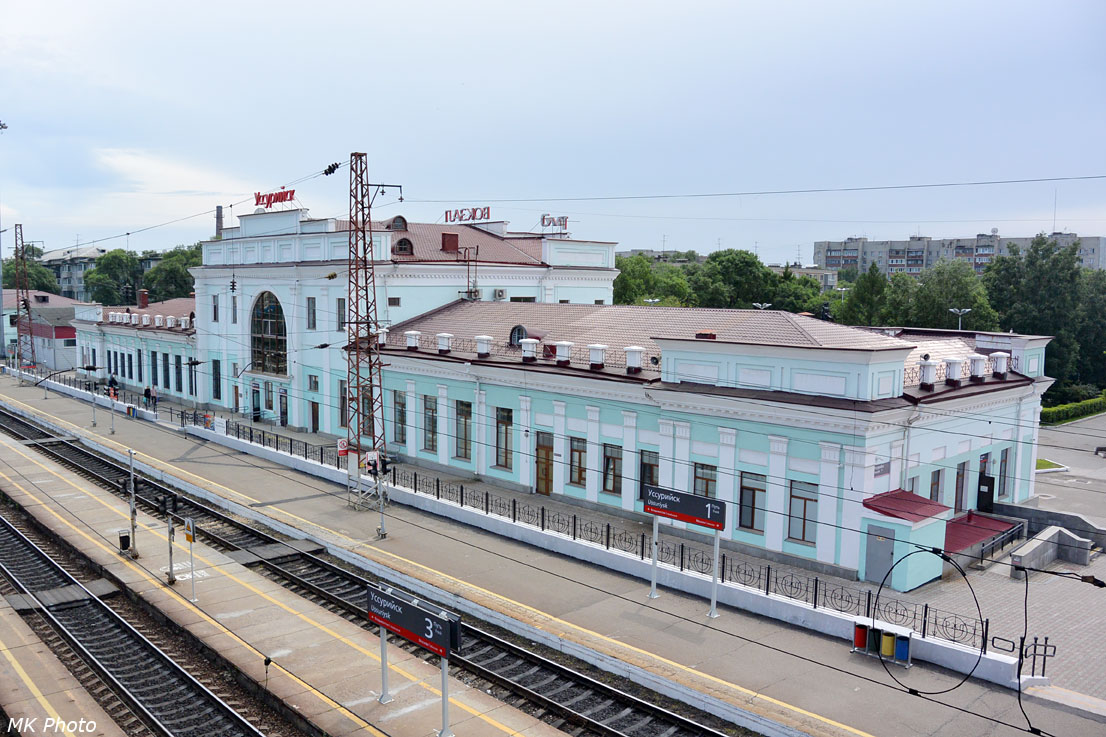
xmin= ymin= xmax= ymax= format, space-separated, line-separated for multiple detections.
xmin=643 ymin=485 xmax=727 ymax=531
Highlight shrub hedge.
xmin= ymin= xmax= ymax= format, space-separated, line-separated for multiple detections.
xmin=1041 ymin=394 xmax=1106 ymax=424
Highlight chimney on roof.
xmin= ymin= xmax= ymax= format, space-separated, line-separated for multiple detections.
xmin=166 ymin=316 xmax=177 ymax=328
xmin=991 ymin=351 xmax=1010 ymax=378
xmin=377 ymin=327 xmax=389 ymax=347
xmin=441 ymin=233 xmax=459 ymax=253
xmin=519 ymin=338 xmax=539 ymax=363
xmin=138 ymin=289 xmax=149 ymax=309
xmin=625 ymin=346 xmax=644 ymax=374
xmin=404 ymin=330 xmax=421 ymax=351
xmin=215 ymin=205 xmax=224 ymax=240
xmin=967 ymin=353 xmax=986 ymax=383
xmin=554 ymin=341 xmax=574 ymax=368
xmin=695 ymin=331 xmax=717 ymax=340
xmin=475 ymin=335 xmax=492 ymax=358
xmin=588 ymin=344 xmax=607 ymax=371
xmin=437 ymin=333 xmax=453 ymax=355
xmin=944 ymin=357 xmax=965 ymax=387
xmin=919 ymin=359 xmax=938 ymax=391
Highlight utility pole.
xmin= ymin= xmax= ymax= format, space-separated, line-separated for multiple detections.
xmin=13 ymin=224 xmax=37 ymax=377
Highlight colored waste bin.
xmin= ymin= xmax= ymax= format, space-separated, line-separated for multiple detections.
xmin=895 ymin=634 xmax=911 ymax=662
xmin=854 ymin=623 xmax=868 ymax=649
xmin=867 ymin=628 xmax=881 ymax=653
xmin=881 ymin=631 xmax=896 ymax=657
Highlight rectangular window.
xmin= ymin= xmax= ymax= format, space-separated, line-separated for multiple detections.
xmin=495 ymin=408 xmax=513 ymax=469
xmin=739 ymin=472 xmax=767 ymax=531
xmin=63 ymin=338 xmax=77 ymax=347
xmin=979 ymin=452 xmax=990 ymax=479
xmin=361 ymin=395 xmax=372 ymax=435
xmin=693 ymin=463 xmax=717 ymax=498
xmin=212 ymin=359 xmax=222 ymax=400
xmin=788 ymin=480 xmax=819 ymax=544
xmin=150 ymin=351 xmax=157 ymax=387
xmin=955 ymin=461 xmax=967 ymax=511
xmin=594 ymin=299 xmax=604 ymax=305
xmin=423 ymin=395 xmax=438 ymax=451
xmin=162 ymin=352 xmax=170 ymax=389
xmin=455 ymin=400 xmax=472 ymax=460
xmin=92 ymin=348 xmax=96 ymax=369
xmin=137 ymin=351 xmax=143 ymax=383
xmin=265 ymin=381 xmax=273 ymax=410
xmin=188 ymin=358 xmax=197 ymax=395
xmin=906 ymin=476 xmax=918 ymax=494
xmin=392 ymin=389 xmax=405 ymax=442
xmin=569 ymin=437 xmax=587 ymax=486
xmin=308 ymin=374 xmax=319 ymax=392
xmin=306 ymin=297 xmax=317 ymax=330
xmin=231 ymin=295 xmax=238 ymax=325
xmin=999 ymin=448 xmax=1010 ymax=498
xmin=336 ymin=298 xmax=346 ymax=330
xmin=127 ymin=354 xmax=133 ymax=380
xmin=639 ymin=450 xmax=659 ymax=497
xmin=930 ymin=469 xmax=943 ymax=502
xmin=338 ymin=381 xmax=348 ymax=428
xmin=509 ymin=296 xmax=535 ymax=303
xmin=212 ymin=294 xmax=219 ymax=323
xmin=602 ymin=444 xmax=622 ymax=494
xmin=388 ymin=297 xmax=401 ymax=307
xmin=175 ymin=355 xmax=183 ymax=393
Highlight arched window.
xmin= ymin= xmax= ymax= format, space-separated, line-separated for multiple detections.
xmin=509 ymin=325 xmax=527 ymax=346
xmin=393 ymin=238 xmax=414 ymax=256
xmin=251 ymin=291 xmax=287 ymax=375
xmin=389 ymin=216 xmax=408 ymax=231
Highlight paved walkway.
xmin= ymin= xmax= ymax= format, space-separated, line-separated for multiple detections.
xmin=2 ymin=376 xmax=1105 ymax=736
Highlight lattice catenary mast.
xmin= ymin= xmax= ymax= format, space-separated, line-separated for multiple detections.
xmin=13 ymin=224 xmax=37 ymax=373
xmin=346 ymin=153 xmax=385 ymax=508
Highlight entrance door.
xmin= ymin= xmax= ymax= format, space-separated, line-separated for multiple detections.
xmin=233 ymin=385 xmax=240 ymax=414
xmin=310 ymin=401 xmax=320 ymax=433
xmin=865 ymin=525 xmax=896 ymax=585
xmin=279 ymin=393 xmax=288 ymax=427
xmin=251 ymin=388 xmax=261 ymax=422
xmin=535 ymin=431 xmax=553 ymax=495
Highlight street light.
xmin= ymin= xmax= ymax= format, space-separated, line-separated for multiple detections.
xmin=643 ymin=298 xmax=660 ymax=305
xmin=949 ymin=308 xmax=971 ymax=331
xmin=752 ymin=303 xmax=772 ymax=310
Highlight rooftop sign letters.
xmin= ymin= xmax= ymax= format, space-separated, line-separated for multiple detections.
xmin=444 ymin=206 xmax=490 ymax=223
xmin=541 ymin=214 xmax=569 ymax=229
xmin=254 ymin=189 xmax=296 ymax=208
xmin=643 ymin=485 xmax=727 ymax=531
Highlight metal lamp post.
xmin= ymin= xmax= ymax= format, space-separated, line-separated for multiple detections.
xmin=753 ymin=302 xmax=772 ymax=310
xmin=643 ymin=298 xmax=660 ymax=305
xmin=949 ymin=307 xmax=971 ymax=331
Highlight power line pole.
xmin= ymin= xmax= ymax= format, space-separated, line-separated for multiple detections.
xmin=14 ymin=224 xmax=37 ymax=377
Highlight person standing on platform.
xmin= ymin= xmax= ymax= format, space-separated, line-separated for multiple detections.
xmin=151 ymin=385 xmax=158 ymax=410
xmin=143 ymin=386 xmax=151 ymax=408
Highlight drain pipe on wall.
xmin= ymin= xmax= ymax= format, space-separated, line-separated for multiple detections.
xmin=900 ymin=405 xmax=923 ymax=491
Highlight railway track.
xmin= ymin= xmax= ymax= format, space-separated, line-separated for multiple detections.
xmin=0 ymin=511 xmax=275 ymax=737
xmin=0 ymin=407 xmax=749 ymax=737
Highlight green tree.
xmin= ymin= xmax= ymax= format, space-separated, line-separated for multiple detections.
xmin=686 ymin=249 xmax=776 ymax=309
xmin=984 ymin=235 xmax=1083 ymax=385
xmin=880 ymin=273 xmax=918 ymax=325
xmin=838 ymin=263 xmax=887 ymax=326
xmin=772 ymin=275 xmax=822 ymax=313
xmin=653 ymin=263 xmax=691 ymax=305
xmin=143 ymin=243 xmax=202 ymax=302
xmin=1076 ymin=269 xmax=1106 ymax=388
xmin=84 ymin=249 xmax=142 ymax=305
xmin=1 ymin=260 xmax=59 ymax=293
xmin=613 ymin=254 xmax=656 ymax=305
xmin=837 ymin=265 xmax=859 ymax=284
xmin=910 ymin=259 xmax=998 ymax=330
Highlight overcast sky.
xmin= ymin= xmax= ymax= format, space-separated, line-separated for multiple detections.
xmin=2 ymin=1 xmax=1104 ymax=265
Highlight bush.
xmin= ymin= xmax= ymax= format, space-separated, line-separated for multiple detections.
xmin=1043 ymin=382 xmax=1102 ymax=407
xmin=1041 ymin=394 xmax=1106 ymax=424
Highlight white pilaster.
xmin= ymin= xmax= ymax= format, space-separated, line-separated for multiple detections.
xmin=840 ymin=447 xmax=869 ymax=570
xmin=474 ymin=389 xmax=487 ymax=475
xmin=519 ymin=396 xmax=532 ymax=489
xmin=718 ymin=428 xmax=738 ymax=535
xmin=764 ymin=436 xmax=788 ymax=551
xmin=674 ymin=422 xmax=691 ymax=493
xmin=437 ymin=385 xmax=449 ymax=466
xmin=404 ymin=380 xmax=416 ymax=458
xmin=891 ymin=439 xmax=904 ymax=490
xmin=817 ymin=442 xmax=841 ymax=565
xmin=585 ymin=406 xmax=600 ymax=502
xmin=620 ymin=411 xmax=638 ymax=511
xmin=552 ymin=401 xmax=566 ymax=495
xmin=658 ymin=420 xmax=675 ymax=490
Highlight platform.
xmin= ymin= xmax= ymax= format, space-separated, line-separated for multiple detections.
xmin=0 ymin=379 xmax=1104 ymax=737
xmin=0 ymin=595 xmax=126 ymax=737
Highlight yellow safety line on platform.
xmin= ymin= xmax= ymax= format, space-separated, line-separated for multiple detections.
xmin=0 ymin=633 xmax=78 ymax=737
xmin=3 ymin=392 xmax=873 ymax=737
xmin=0 ymin=438 xmax=526 ymax=737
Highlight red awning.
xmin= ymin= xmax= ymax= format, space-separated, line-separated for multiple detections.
xmin=944 ymin=511 xmax=1017 ymax=553
xmin=863 ymin=489 xmax=951 ymax=522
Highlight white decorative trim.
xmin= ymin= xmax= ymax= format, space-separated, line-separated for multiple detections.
xmin=718 ymin=427 xmax=737 ymax=446
xmin=769 ymin=435 xmax=788 ymax=455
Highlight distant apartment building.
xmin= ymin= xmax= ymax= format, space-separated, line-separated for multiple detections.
xmin=39 ymin=245 xmax=107 ymax=301
xmin=813 ymin=232 xmax=1106 ymax=276
xmin=766 ymin=263 xmax=837 ymax=292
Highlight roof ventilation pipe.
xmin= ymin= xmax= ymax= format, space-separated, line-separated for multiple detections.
xmin=180 ymin=316 xmax=190 ymax=329
xmin=142 ymin=315 xmax=150 ymax=326
xmin=944 ymin=357 xmax=965 ymax=387
xmin=967 ymin=353 xmax=986 ymax=382
xmin=588 ymin=344 xmax=607 ymax=371
xmin=554 ymin=341 xmax=574 ymax=368
xmin=519 ymin=338 xmax=539 ymax=363
xmin=919 ymin=359 xmax=938 ymax=391
xmin=377 ymin=327 xmax=388 ymax=347
xmin=437 ymin=333 xmax=453 ymax=355
xmin=154 ymin=315 xmax=164 ymax=327
xmin=404 ymin=330 xmax=421 ymax=351
xmin=130 ymin=314 xmax=139 ymax=326
xmin=475 ymin=335 xmax=492 ymax=359
xmin=991 ymin=351 xmax=1010 ymax=378
xmin=625 ymin=346 xmax=644 ymax=375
